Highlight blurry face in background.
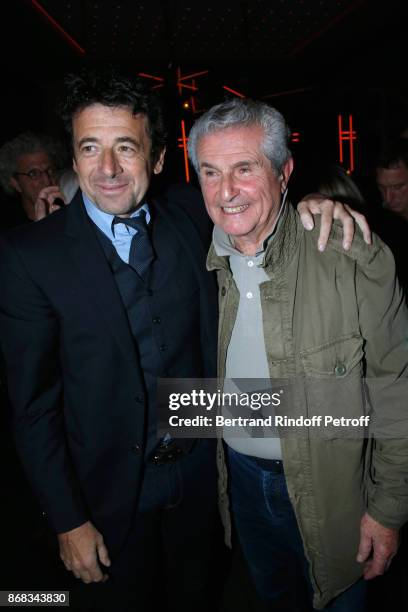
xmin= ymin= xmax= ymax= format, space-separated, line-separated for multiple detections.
xmin=72 ymin=104 xmax=165 ymax=217
xmin=10 ymin=151 xmax=56 ymax=207
xmin=376 ymin=161 xmax=408 ymax=218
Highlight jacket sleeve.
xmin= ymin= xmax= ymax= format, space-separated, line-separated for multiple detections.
xmin=0 ymin=234 xmax=89 ymax=533
xmin=356 ymin=235 xmax=408 ymax=530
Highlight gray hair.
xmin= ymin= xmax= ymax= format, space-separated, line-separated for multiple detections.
xmin=187 ymin=98 xmax=292 ymax=175
xmin=0 ymin=132 xmax=65 ymax=194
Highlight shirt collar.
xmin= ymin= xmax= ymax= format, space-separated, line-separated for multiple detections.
xmin=82 ymin=192 xmax=150 ymax=240
xmin=213 ymin=191 xmax=287 ymax=259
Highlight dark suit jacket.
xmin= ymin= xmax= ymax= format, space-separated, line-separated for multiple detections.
xmin=0 ymin=188 xmax=218 ymax=554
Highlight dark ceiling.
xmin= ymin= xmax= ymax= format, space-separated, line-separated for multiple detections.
xmin=2 ymin=1 xmax=406 ymax=94
xmin=1 ymin=0 xmax=407 ymax=178
xmin=19 ymin=0 xmax=374 ymax=64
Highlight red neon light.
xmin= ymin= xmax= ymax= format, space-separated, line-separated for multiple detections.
xmin=175 ymin=69 xmax=208 ymax=113
xmin=138 ymin=73 xmax=164 ymax=82
xmin=263 ymin=87 xmax=311 ymax=99
xmin=30 ymin=0 xmax=85 ymax=55
xmin=338 ymin=114 xmax=356 ymax=172
xmin=177 ymin=67 xmax=182 ymax=97
xmin=180 ymin=120 xmax=190 ymax=183
xmin=223 ymin=86 xmax=245 ymax=98
xmin=177 ymin=82 xmax=198 ymax=92
xmin=349 ymin=115 xmax=354 ymax=172
xmin=179 ymin=70 xmax=209 ymax=81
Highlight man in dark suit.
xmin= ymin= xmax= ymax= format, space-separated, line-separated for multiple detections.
xmin=0 ymin=68 xmax=219 ymax=611
xmin=0 ymin=68 xmax=370 ymax=610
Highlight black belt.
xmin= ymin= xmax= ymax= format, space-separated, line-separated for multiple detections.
xmin=252 ymin=456 xmax=284 ymax=473
xmin=149 ymin=439 xmax=193 ymax=466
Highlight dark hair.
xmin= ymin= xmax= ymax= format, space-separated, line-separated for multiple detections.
xmin=377 ymin=138 xmax=408 ymax=170
xmin=60 ymin=66 xmax=167 ymax=164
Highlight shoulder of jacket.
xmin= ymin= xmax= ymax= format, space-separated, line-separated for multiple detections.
xmin=300 ymin=217 xmax=388 ymax=267
xmin=0 ymin=208 xmax=70 ymax=275
xmin=153 ymin=184 xmax=212 ymax=247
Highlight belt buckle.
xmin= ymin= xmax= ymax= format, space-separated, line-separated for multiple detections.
xmin=254 ymin=457 xmax=284 ymax=473
xmin=151 ymin=441 xmax=183 ymax=466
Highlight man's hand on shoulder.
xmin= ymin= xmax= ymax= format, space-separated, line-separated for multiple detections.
xmin=357 ymin=512 xmax=399 ymax=579
xmin=297 ymin=193 xmax=372 ymax=252
xmin=58 ymin=520 xmax=111 ymax=583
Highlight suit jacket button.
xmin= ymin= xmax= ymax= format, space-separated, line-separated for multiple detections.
xmin=131 ymin=444 xmax=141 ymax=454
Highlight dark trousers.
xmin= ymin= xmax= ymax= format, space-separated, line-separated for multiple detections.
xmin=228 ymin=447 xmax=367 ymax=612
xmin=71 ymin=440 xmax=219 ymax=611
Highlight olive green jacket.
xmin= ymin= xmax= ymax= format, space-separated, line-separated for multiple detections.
xmin=207 ymin=202 xmax=408 ymax=609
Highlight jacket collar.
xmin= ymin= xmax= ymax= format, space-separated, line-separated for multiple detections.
xmin=207 ymin=201 xmax=301 ymax=274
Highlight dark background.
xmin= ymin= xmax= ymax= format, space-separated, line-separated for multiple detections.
xmin=1 ymin=1 xmax=407 ymax=610
xmin=1 ymin=0 xmax=407 ymax=195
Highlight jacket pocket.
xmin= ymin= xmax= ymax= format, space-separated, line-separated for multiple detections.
xmin=300 ymin=332 xmax=364 ymax=378
xmin=299 ymin=333 xmax=367 ymax=439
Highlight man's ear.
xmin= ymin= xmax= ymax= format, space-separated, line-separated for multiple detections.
xmin=280 ymin=157 xmax=294 ymax=193
xmin=72 ymin=158 xmax=78 ymax=173
xmin=9 ymin=176 xmax=22 ymax=194
xmin=153 ymin=147 xmax=166 ymax=175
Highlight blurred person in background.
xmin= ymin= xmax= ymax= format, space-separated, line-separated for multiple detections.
xmin=0 ymin=131 xmax=69 ymax=229
xmin=374 ymin=139 xmax=408 ymax=295
xmin=376 ymin=139 xmax=408 ymax=222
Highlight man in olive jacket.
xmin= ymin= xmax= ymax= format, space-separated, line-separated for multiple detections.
xmin=187 ymin=99 xmax=408 ymax=611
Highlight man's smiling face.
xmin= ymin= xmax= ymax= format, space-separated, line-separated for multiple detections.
xmin=72 ymin=104 xmax=165 ymax=217
xmin=197 ymin=124 xmax=293 ymax=254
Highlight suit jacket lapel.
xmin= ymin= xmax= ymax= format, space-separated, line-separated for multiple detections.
xmin=64 ymin=193 xmax=139 ymax=366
